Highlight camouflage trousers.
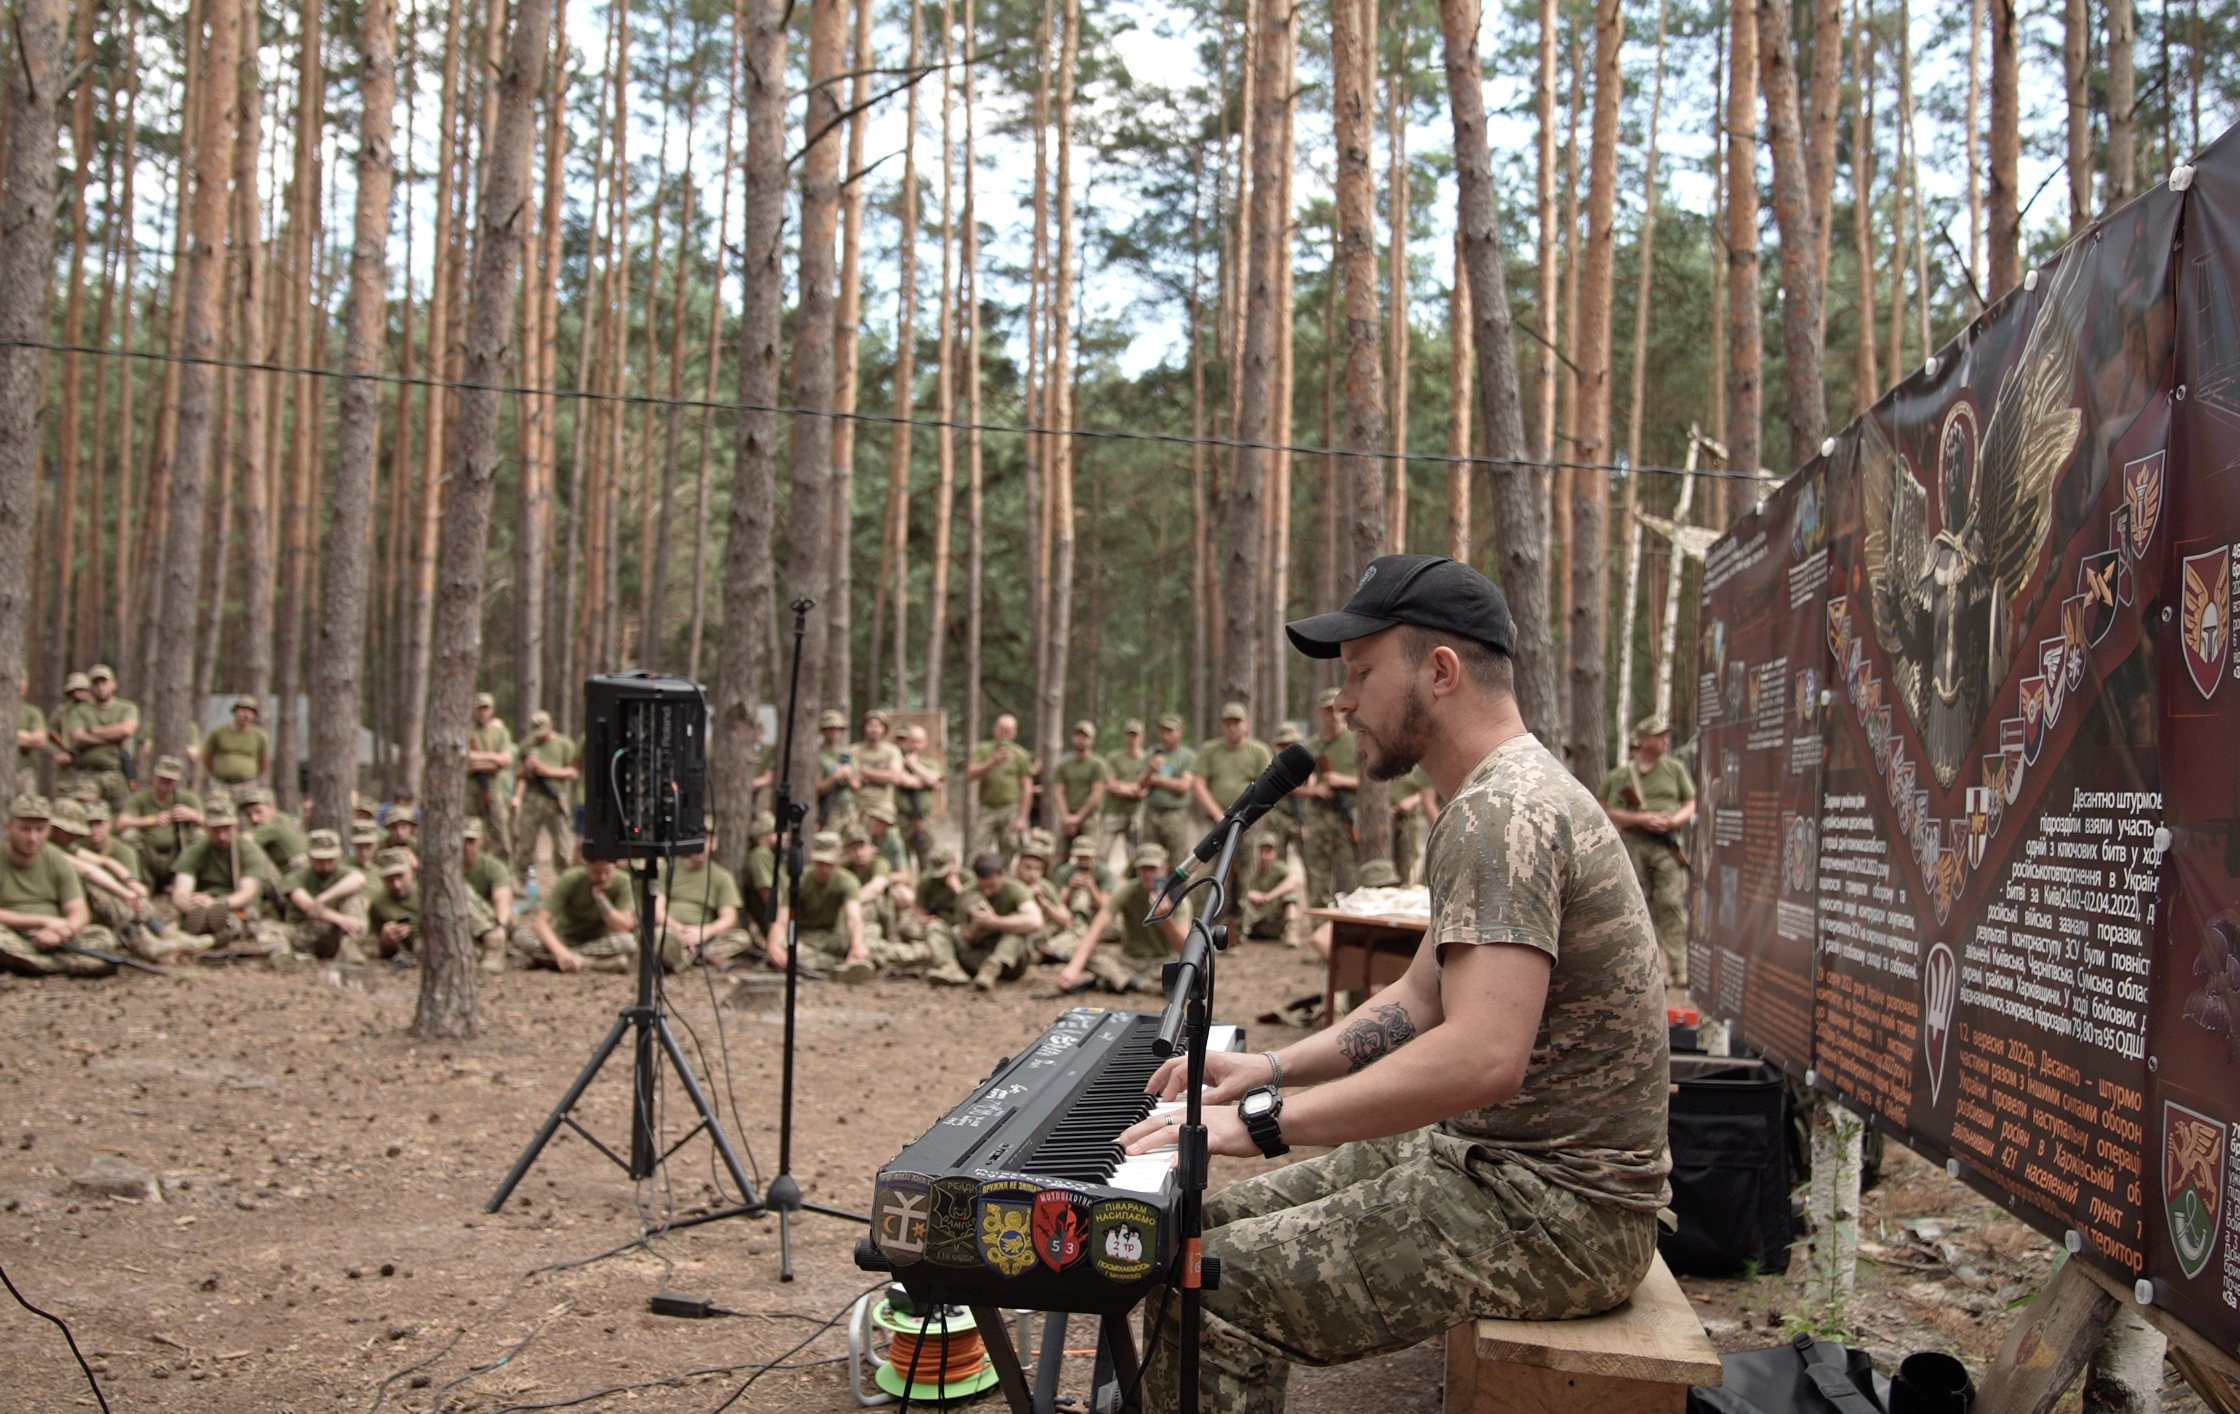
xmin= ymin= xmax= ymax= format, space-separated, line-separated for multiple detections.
xmin=1141 ymin=1126 xmax=1658 ymax=1414
xmin=127 ymin=831 xmax=186 ymax=886
xmin=790 ymin=923 xmax=930 ymax=974
xmin=929 ymin=920 xmax=1030 ymax=984
xmin=289 ymin=894 xmax=373 ymax=963
xmin=0 ymin=922 xmax=121 ymax=976
xmin=56 ymin=766 xmax=130 ymax=816
xmin=657 ymin=924 xmax=762 ymax=972
xmin=1142 ymin=810 xmax=1195 ymax=873
xmin=1300 ymin=811 xmax=1356 ymax=910
xmin=1094 ymin=808 xmax=1140 ymax=866
xmin=175 ymin=903 xmax=291 ymax=956
xmin=1040 ymin=923 xmax=1142 ymax=993
xmin=1237 ymin=894 xmax=1293 ymax=943
xmin=467 ymin=774 xmax=513 ymax=859
xmin=513 ymin=790 xmax=573 ymax=877
xmin=513 ymin=930 xmax=635 ymax=972
xmin=967 ymin=811 xmax=1024 ymax=865
xmin=1625 ymin=834 xmax=1690 ymax=988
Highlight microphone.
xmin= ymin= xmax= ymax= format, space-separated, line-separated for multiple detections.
xmin=1158 ymin=744 xmax=1318 ymax=900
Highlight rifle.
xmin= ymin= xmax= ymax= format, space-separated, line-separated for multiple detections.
xmin=1620 ymin=781 xmax=1693 ymax=870
xmin=60 ymin=942 xmax=171 ymax=976
xmin=1316 ymin=751 xmax=1357 ymax=845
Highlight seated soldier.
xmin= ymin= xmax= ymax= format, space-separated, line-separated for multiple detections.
xmin=1039 ymin=834 xmax=1118 ymax=981
xmin=0 ymin=796 xmax=119 ymax=977
xmin=841 ymin=825 xmax=908 ymax=945
xmin=461 ymin=818 xmax=538 ymax=975
xmin=523 ymin=855 xmax=638 ymax=973
xmin=240 ymin=786 xmax=310 ymax=873
xmin=765 ymin=831 xmax=875 ymax=984
xmin=738 ymin=810 xmax=778 ymax=940
xmin=383 ymin=804 xmax=418 ymax=852
xmin=80 ymin=800 xmax=149 ymax=900
xmin=862 ymin=801 xmax=910 ymax=882
xmin=1011 ymin=831 xmax=1070 ymax=963
xmin=896 ymin=844 xmax=962 ymax=953
xmin=47 ymin=797 xmax=156 ymax=950
xmin=928 ymin=851 xmax=1045 ymax=991
xmin=366 ymin=849 xmax=420 ymax=963
xmin=168 ymin=799 xmax=288 ymax=956
xmin=281 ymin=829 xmax=370 ymax=962
xmin=1237 ymin=833 xmax=1304 ymax=943
xmin=118 ymin=754 xmax=203 ymax=885
xmin=652 ymin=822 xmax=759 ymax=971
xmin=348 ymin=821 xmax=382 ymax=871
xmin=1052 ymin=842 xmax=1195 ymax=995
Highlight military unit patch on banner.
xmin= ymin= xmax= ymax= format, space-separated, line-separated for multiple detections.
xmin=1828 ymin=596 xmax=1851 ymax=664
xmin=2061 ymin=595 xmax=2089 ymax=692
xmin=2182 ymin=545 xmax=2230 ymax=699
xmin=1091 ymin=1198 xmax=1157 ymax=1284
xmin=873 ymin=1173 xmax=931 ymax=1266
xmin=1032 ymin=1187 xmax=1095 ymax=1273
xmin=1965 ymin=788 xmax=1993 ymax=869
xmin=976 ymin=1179 xmax=1041 ymax=1278
xmin=1726 ymin=658 xmax=1748 ymax=717
xmin=2000 ymin=719 xmax=2027 ymax=802
xmin=2162 ymin=1101 xmax=2227 ymax=1282
xmin=2020 ymin=678 xmax=2049 ymax=764
xmin=2080 ymin=551 xmax=2123 ymax=646
xmin=926 ymin=1175 xmax=983 ymax=1268
xmin=2123 ymin=450 xmax=2165 ymax=558
xmin=2041 ymin=637 xmax=2070 ymax=724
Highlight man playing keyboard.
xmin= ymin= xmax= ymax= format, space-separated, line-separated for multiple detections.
xmin=1120 ymin=555 xmax=1672 ymax=1414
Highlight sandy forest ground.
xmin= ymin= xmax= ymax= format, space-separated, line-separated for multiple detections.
xmin=0 ymin=930 xmax=2215 ymax=1413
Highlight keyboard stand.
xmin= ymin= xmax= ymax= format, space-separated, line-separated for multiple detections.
xmin=973 ymin=1305 xmax=1145 ymax=1414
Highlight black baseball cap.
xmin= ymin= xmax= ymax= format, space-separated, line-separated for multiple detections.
xmin=1285 ymin=554 xmax=1517 ymax=659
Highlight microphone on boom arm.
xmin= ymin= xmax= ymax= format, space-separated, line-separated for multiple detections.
xmin=1152 ymin=743 xmax=1318 ymax=912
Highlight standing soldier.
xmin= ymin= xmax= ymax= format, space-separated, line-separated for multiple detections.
xmin=59 ymin=667 xmax=138 ymax=813
xmin=1299 ymin=688 xmax=1359 ymax=909
xmin=1265 ymin=722 xmax=1309 ymax=860
xmin=1391 ymin=762 xmax=1442 ymax=883
xmin=1049 ymin=721 xmax=1110 ymax=862
xmin=280 ymin=829 xmax=371 ymax=963
xmin=740 ymin=810 xmax=779 ymax=940
xmin=965 ymin=713 xmax=1035 ymax=862
xmin=512 ymin=709 xmax=580 ymax=877
xmin=1192 ymin=702 xmax=1272 ymax=823
xmin=814 ymin=710 xmax=862 ymax=833
xmin=466 ymin=693 xmax=516 ymax=859
xmin=1599 ymin=715 xmax=1696 ymax=989
xmin=1140 ymin=713 xmax=1197 ymax=867
xmin=118 ymin=755 xmax=204 ymax=885
xmin=849 ymin=708 xmax=908 ymax=822
xmin=1097 ymin=718 xmax=1150 ymax=863
xmin=896 ymin=723 xmax=942 ymax=865
xmin=14 ymin=671 xmax=49 ymax=796
xmin=200 ymin=696 xmax=270 ymax=792
xmin=0 ymin=796 xmax=119 ymax=977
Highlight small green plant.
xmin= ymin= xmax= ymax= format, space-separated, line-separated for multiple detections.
xmin=1780 ymin=1296 xmax=1853 ymax=1344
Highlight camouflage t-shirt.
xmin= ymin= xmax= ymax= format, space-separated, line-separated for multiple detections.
xmin=1424 ymin=734 xmax=1671 ymax=1212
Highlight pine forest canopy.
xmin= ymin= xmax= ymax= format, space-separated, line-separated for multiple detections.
xmin=2 ymin=0 xmax=2236 ymax=824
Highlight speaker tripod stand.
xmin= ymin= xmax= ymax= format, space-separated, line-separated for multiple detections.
xmin=486 ymin=856 xmax=765 ymax=1231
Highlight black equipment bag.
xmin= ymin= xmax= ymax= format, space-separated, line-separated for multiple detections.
xmin=1662 ymin=1056 xmax=1801 ymax=1277
xmin=1688 ymin=1334 xmax=1887 ymax=1414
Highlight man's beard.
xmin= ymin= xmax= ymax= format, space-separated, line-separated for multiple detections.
xmin=1356 ymin=682 xmax=1435 ymax=782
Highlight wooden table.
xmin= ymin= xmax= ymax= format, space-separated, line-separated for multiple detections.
xmin=1308 ymin=907 xmax=1428 ymax=1025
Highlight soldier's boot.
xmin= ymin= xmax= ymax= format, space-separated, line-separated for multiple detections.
xmin=972 ymin=934 xmax=1030 ymax=991
xmin=926 ymin=923 xmax=971 ymax=986
xmin=478 ymin=927 xmax=509 ymax=975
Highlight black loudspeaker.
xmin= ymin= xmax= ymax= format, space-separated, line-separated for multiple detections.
xmin=581 ymin=672 xmax=708 ymax=860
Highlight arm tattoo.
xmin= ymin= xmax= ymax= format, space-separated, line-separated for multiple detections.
xmin=1336 ymin=1003 xmax=1418 ymax=1073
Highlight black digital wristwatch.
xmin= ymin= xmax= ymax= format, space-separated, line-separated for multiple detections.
xmin=1238 ymin=1085 xmax=1288 ymax=1158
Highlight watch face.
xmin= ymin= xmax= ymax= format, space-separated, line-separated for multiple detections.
xmin=1241 ymin=1091 xmax=1273 ymax=1119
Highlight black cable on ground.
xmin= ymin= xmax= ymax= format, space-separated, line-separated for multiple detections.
xmin=0 ymin=1257 xmax=110 ymax=1414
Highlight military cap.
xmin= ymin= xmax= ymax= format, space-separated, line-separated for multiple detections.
xmin=924 ymin=845 xmax=957 ymax=872
xmin=386 ymin=804 xmax=419 ymax=826
xmin=306 ymin=829 xmax=343 ymax=861
xmin=154 ymin=754 xmax=186 ymax=779
xmin=842 ymin=825 xmax=871 ymax=847
xmin=1069 ymin=835 xmax=1097 ymax=859
xmin=374 ymin=847 xmax=415 ymax=876
xmin=1319 ymin=687 xmax=1344 ymax=708
xmin=1273 ymin=722 xmax=1303 ymax=746
xmin=1634 ymin=714 xmax=1671 ymax=739
xmin=47 ymin=798 xmax=88 ymax=832
xmin=1132 ymin=842 xmax=1170 ymax=870
xmin=63 ymin=672 xmax=92 ymax=693
xmin=9 ymin=794 xmax=51 ymax=820
xmin=808 ymin=830 xmax=843 ymax=864
xmin=864 ymin=800 xmax=897 ymax=825
xmin=235 ymin=783 xmax=273 ymax=806
xmin=87 ymin=664 xmax=115 ymax=682
xmin=1355 ymin=858 xmax=1402 ymax=888
xmin=750 ymin=810 xmax=777 ymax=838
xmin=1220 ymin=701 xmax=1248 ymax=721
xmin=818 ymin=709 xmax=847 ymax=730
xmin=1072 ymin=719 xmax=1097 ymax=739
xmin=348 ymin=822 xmax=382 ymax=845
xmin=1019 ymin=829 xmax=1055 ymax=860
xmin=474 ymin=692 xmax=496 ymax=710
xmin=1122 ymin=718 xmax=1145 ymax=735
xmin=203 ymin=800 xmax=239 ymax=827
xmin=462 ymin=817 xmax=486 ymax=840
xmin=529 ymin=709 xmax=553 ymax=729
xmin=351 ymin=798 xmax=379 ymax=818
xmin=232 ymin=695 xmax=260 ymax=714
xmin=1287 ymin=553 xmax=1517 ymax=659
xmin=862 ymin=706 xmax=890 ymax=725
xmin=1156 ymin=712 xmax=1184 ymax=731
xmin=80 ymin=798 xmax=111 ymax=824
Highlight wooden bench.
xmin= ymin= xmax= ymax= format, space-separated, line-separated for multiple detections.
xmin=1443 ymin=1254 xmax=1722 ymax=1414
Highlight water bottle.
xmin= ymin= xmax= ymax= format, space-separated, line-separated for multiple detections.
xmin=522 ymin=865 xmax=538 ymax=917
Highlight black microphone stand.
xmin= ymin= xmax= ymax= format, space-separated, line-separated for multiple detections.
xmin=763 ymin=597 xmax=870 ymax=1282
xmin=1148 ymin=812 xmax=1246 ymax=1414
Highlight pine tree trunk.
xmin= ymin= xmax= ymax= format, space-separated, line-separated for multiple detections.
xmin=234 ymin=0 xmax=276 ymax=714
xmin=1533 ymin=0 xmax=1558 ymax=464
xmin=1041 ymin=0 xmax=1080 ymax=763
xmin=1761 ymin=0 xmax=1826 ymax=466
xmin=878 ymin=0 xmax=921 ymax=708
xmin=1851 ymin=1 xmax=1877 ymax=403
xmin=1440 ymin=0 xmax=1553 ymax=737
xmin=1446 ymin=224 xmax=1472 ymax=563
xmin=1555 ymin=48 xmax=1579 ymax=720
xmin=1266 ymin=96 xmax=1296 ymax=719
xmin=1336 ymin=0 xmax=1392 ymax=860
xmin=688 ymin=6 xmax=733 ymax=686
xmin=1023 ymin=0 xmax=1050 ymax=752
xmin=923 ymin=0 xmax=955 ymax=720
xmin=110 ymin=8 xmax=141 ymax=675
xmin=1188 ymin=161 xmax=1209 ymax=729
xmin=2064 ymin=0 xmax=2089 ymax=231
xmin=711 ymin=0 xmax=785 ymax=873
xmin=49 ymin=0 xmax=95 ymax=700
xmin=827 ymin=0 xmax=872 ymax=713
xmin=646 ymin=131 xmax=693 ymax=674
xmin=151 ymin=0 xmax=242 ymax=759
xmin=1615 ymin=0 xmax=1665 ymax=735
xmin=1385 ymin=21 xmax=1409 ymax=554
xmin=1724 ymin=0 xmax=1762 ymax=521
xmin=139 ymin=0 xmax=199 ymax=704
xmin=273 ymin=0 xmax=323 ymax=807
xmin=960 ymin=0 xmax=984 ymax=818
xmin=517 ymin=0 xmax=564 ymax=713
xmin=308 ymin=0 xmax=394 ymax=834
xmin=1986 ymin=0 xmax=2019 ymax=298
xmin=1568 ymin=0 xmax=1621 ymax=787
xmin=416 ymin=0 xmax=552 ymax=1040
xmin=2107 ymin=0 xmax=2135 ymax=202
xmin=1805 ymin=0 xmax=1841 ymax=298
xmin=1965 ymin=0 xmax=1983 ymax=298
xmin=0 ymin=0 xmax=69 ymax=791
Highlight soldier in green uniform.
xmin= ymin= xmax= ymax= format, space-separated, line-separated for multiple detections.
xmin=466 ymin=692 xmax=516 ymax=860
xmin=814 ymin=710 xmax=862 ymax=834
xmin=57 ymin=666 xmax=138 ymax=813
xmin=524 ymin=856 xmax=639 ymax=973
xmin=280 ymin=829 xmax=370 ymax=962
xmin=652 ymin=822 xmax=761 ymax=971
xmin=1010 ymin=829 xmax=1067 ymax=964
xmin=1598 ymin=715 xmax=1696 ymax=988
xmin=965 ymin=713 xmax=1035 ymax=861
xmin=1390 ymin=762 xmax=1442 ymax=883
xmin=46 ymin=797 xmax=153 ymax=946
xmin=841 ymin=825 xmax=901 ymax=945
xmin=1097 ymin=718 xmax=1150 ymax=863
xmin=1037 ymin=834 xmax=1118 ymax=985
xmin=79 ymin=800 xmax=146 ymax=893
xmin=1237 ymin=834 xmax=1302 ymax=943
xmin=460 ymin=818 xmax=537 ymax=974
xmin=365 ymin=849 xmax=422 ymax=962
xmin=848 ymin=708 xmax=908 ymax=822
xmin=0 ymin=796 xmax=118 ymax=977
xmin=1264 ymin=722 xmax=1309 ymax=861
xmin=200 ymin=696 xmax=269 ymax=791
xmin=1299 ymin=688 xmax=1360 ymax=909
xmin=1192 ymin=702 xmax=1272 ymax=823
xmin=168 ymin=799 xmax=287 ymax=955
xmin=927 ymin=850 xmax=1044 ymax=990
xmin=1122 ymin=553 xmax=1671 ymax=1414
xmin=862 ymin=800 xmax=909 ymax=880
xmin=1051 ymin=842 xmax=1193 ymax=994
xmin=347 ymin=821 xmax=382 ymax=872
xmin=1140 ymin=714 xmax=1197 ymax=869
xmin=381 ymin=802 xmax=418 ymax=852
xmin=1048 ymin=720 xmax=1110 ymax=862
xmin=766 ymin=831 xmax=875 ymax=983
xmin=14 ymin=672 xmax=48 ymax=796
xmin=118 ymin=754 xmax=203 ymax=884
xmin=511 ymin=709 xmax=580 ymax=877
xmin=740 ymin=810 xmax=778 ymax=937
xmin=896 ymin=724 xmax=942 ymax=866
xmin=239 ymin=785 xmax=310 ymax=873
xmin=897 ymin=844 xmax=963 ymax=955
